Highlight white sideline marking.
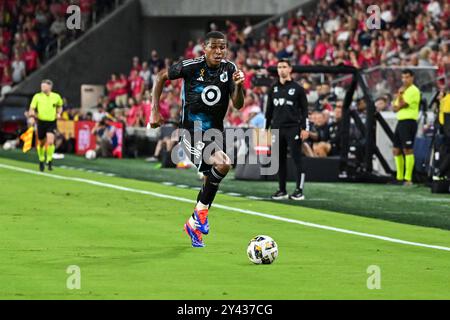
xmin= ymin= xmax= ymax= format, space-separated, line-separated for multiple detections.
xmin=1 ymin=162 xmax=449 ymax=252
xmin=226 ymin=192 xmax=242 ymax=197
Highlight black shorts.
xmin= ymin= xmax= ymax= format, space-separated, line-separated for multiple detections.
xmin=393 ymin=119 xmax=417 ymax=149
xmin=37 ymin=120 xmax=57 ymax=140
xmin=178 ymin=129 xmax=225 ymax=173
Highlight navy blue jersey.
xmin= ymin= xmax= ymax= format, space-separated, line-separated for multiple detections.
xmin=168 ymin=55 xmax=237 ymax=131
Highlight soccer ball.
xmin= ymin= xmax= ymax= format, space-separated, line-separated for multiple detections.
xmin=2 ymin=141 xmax=12 ymax=150
xmin=85 ymin=149 xmax=96 ymax=160
xmin=247 ymin=235 xmax=278 ymax=264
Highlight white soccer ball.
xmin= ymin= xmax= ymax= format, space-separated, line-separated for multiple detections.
xmin=247 ymin=235 xmax=278 ymax=264
xmin=2 ymin=141 xmax=12 ymax=150
xmin=85 ymin=149 xmax=96 ymax=160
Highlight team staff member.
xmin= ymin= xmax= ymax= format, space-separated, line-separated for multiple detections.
xmin=28 ymin=79 xmax=63 ymax=171
xmin=265 ymin=59 xmax=309 ymax=200
xmin=392 ymin=69 xmax=421 ymax=186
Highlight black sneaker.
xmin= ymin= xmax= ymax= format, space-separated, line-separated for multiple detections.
xmin=39 ymin=161 xmax=45 ymax=172
xmin=271 ymin=190 xmax=288 ymax=200
xmin=47 ymin=161 xmax=53 ymax=171
xmin=289 ymin=189 xmax=305 ymax=201
xmin=388 ymin=179 xmax=404 ymax=185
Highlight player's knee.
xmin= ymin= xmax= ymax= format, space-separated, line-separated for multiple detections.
xmin=215 ymin=159 xmax=231 ymax=175
xmin=392 ymin=148 xmax=401 ymax=156
xmin=403 ymin=148 xmax=414 ymax=155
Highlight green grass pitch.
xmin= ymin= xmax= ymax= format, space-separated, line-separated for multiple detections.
xmin=0 ymin=157 xmax=449 ymax=299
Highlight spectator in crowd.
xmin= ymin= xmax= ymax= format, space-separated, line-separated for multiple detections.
xmin=375 ymin=95 xmax=392 ymax=112
xmin=22 ymin=44 xmax=39 ymax=73
xmin=314 ymin=83 xmax=336 ymax=111
xmin=92 ymin=102 xmax=108 ymax=122
xmin=92 ymin=118 xmax=118 ymax=158
xmin=130 ymin=56 xmax=141 ymax=75
xmin=11 ymin=52 xmax=26 ymax=84
xmin=106 ymin=73 xmax=118 ymax=105
xmin=129 ymin=69 xmax=144 ymax=101
xmin=247 ymin=106 xmax=265 ymax=129
xmin=115 ymin=73 xmax=128 ymax=107
xmin=310 ymin=111 xmax=331 ymax=157
xmin=141 ymin=89 xmax=152 ymax=125
xmin=146 ymin=105 xmax=180 ymax=162
xmin=139 ymin=61 xmax=151 ymax=89
xmin=149 ymin=50 xmax=164 ymax=71
xmin=1 ymin=66 xmax=13 ymax=96
xmin=126 ymin=97 xmax=143 ymax=127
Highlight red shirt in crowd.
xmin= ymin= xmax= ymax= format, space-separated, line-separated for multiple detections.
xmin=141 ymin=99 xmax=152 ymax=124
xmin=23 ymin=48 xmax=39 ymax=72
xmin=126 ymin=104 xmax=142 ymax=127
xmin=130 ymin=76 xmax=144 ymax=98
xmin=116 ymin=77 xmax=128 ymax=96
xmin=106 ymin=79 xmax=118 ymax=100
xmin=0 ymin=56 xmax=11 ymax=75
xmin=1 ymin=71 xmax=12 ymax=87
xmin=80 ymin=0 xmax=93 ymax=13
xmin=314 ymin=42 xmax=327 ymax=61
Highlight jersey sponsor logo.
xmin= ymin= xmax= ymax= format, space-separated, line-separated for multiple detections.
xmin=286 ymin=100 xmax=293 ymax=106
xmin=273 ymin=98 xmax=285 ymax=106
xmin=220 ymin=71 xmax=228 ymax=83
xmin=201 ymin=85 xmax=221 ymax=106
xmin=288 ymin=88 xmax=296 ymax=95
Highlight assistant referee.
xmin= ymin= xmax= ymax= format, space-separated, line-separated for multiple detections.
xmin=265 ymin=59 xmax=309 ymax=200
xmin=392 ymin=69 xmax=421 ymax=186
xmin=28 ymin=79 xmax=63 ymax=171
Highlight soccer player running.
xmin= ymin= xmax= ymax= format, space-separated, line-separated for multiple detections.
xmin=392 ymin=69 xmax=421 ymax=186
xmin=265 ymin=59 xmax=309 ymax=200
xmin=28 ymin=79 xmax=64 ymax=172
xmin=150 ymin=31 xmax=245 ymax=247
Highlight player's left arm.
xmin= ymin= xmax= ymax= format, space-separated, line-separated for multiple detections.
xmin=393 ymin=87 xmax=407 ymax=112
xmin=231 ymin=69 xmax=245 ymax=110
xmin=56 ymin=94 xmax=64 ymax=119
xmin=298 ymin=86 xmax=310 ymax=140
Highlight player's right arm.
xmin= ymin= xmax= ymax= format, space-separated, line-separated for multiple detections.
xmin=28 ymin=94 xmax=38 ymax=125
xmin=151 ymin=60 xmax=189 ymax=128
xmin=150 ymin=69 xmax=169 ymax=128
xmin=264 ymin=87 xmax=274 ymax=130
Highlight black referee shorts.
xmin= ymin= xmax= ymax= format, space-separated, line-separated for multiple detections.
xmin=37 ymin=119 xmax=57 ymax=140
xmin=179 ymin=129 xmax=225 ymax=173
xmin=393 ymin=119 xmax=418 ymax=149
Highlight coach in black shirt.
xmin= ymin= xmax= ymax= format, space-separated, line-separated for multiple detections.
xmin=265 ymin=59 xmax=309 ymax=200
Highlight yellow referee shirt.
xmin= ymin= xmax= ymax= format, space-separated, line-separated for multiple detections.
xmin=30 ymin=92 xmax=63 ymax=121
xmin=439 ymin=93 xmax=450 ymax=125
xmin=394 ymin=84 xmax=421 ymax=121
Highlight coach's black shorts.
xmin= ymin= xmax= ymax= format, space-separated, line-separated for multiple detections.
xmin=179 ymin=129 xmax=225 ymax=173
xmin=393 ymin=119 xmax=418 ymax=149
xmin=37 ymin=120 xmax=57 ymax=140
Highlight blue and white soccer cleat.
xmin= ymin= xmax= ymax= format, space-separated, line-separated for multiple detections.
xmin=184 ymin=222 xmax=205 ymax=248
xmin=193 ymin=208 xmax=209 ymax=234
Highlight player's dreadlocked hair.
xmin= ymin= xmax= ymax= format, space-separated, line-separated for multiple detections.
xmin=204 ymin=31 xmax=226 ymax=44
